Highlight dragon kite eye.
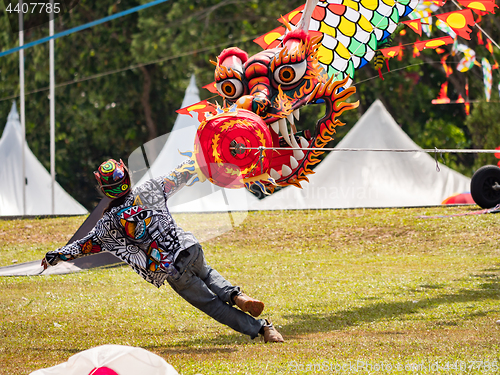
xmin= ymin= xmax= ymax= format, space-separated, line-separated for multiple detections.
xmin=216 ymin=79 xmax=244 ymax=100
xmin=278 ymin=67 xmax=295 ymax=83
xmin=273 ymin=60 xmax=307 ymax=86
xmin=222 ymin=82 xmax=236 ymax=96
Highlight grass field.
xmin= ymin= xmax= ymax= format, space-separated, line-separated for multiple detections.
xmin=1 ymin=206 xmax=499 ymax=374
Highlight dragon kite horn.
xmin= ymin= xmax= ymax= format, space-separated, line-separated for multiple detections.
xmin=296 ymin=0 xmax=319 ymax=32
xmin=282 ymin=0 xmax=318 ymax=47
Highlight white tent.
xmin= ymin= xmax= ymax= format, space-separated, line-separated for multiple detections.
xmin=0 ymin=103 xmax=88 ymax=216
xmin=252 ymin=100 xmax=471 ymax=210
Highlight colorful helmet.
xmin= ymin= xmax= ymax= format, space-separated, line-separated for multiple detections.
xmin=94 ymin=159 xmax=131 ymax=199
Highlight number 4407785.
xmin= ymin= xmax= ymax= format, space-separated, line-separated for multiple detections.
xmin=6 ymin=2 xmax=61 ymax=14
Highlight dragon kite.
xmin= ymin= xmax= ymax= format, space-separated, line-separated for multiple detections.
xmin=178 ymin=0 xmax=419 ymax=194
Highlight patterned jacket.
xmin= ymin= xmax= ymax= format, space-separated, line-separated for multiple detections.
xmin=45 ymin=161 xmax=196 ymax=287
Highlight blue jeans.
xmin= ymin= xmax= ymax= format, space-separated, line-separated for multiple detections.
xmin=166 ymin=243 xmax=265 ymax=339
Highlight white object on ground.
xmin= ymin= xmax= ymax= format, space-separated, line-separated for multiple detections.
xmin=29 ymin=345 xmax=180 ymax=375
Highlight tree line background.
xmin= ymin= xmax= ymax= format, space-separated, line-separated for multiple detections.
xmin=1 ymin=0 xmax=500 ymax=211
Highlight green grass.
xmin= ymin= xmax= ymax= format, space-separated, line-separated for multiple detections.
xmin=1 ymin=206 xmax=500 ymax=374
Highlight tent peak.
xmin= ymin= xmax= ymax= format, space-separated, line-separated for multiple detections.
xmin=365 ymin=99 xmax=387 ymax=116
xmin=7 ymin=101 xmax=19 ymax=122
xmin=186 ymin=75 xmax=199 ymax=96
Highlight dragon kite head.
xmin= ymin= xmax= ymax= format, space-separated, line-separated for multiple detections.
xmin=177 ymin=0 xmax=421 ymax=192
xmin=206 ymin=19 xmax=358 ymax=191
xmin=184 ymin=0 xmax=360 ymax=193
xmin=215 ymin=29 xmax=325 ymax=123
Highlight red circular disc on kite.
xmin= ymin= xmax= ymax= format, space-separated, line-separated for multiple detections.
xmin=495 ymin=146 xmax=500 ymax=159
xmin=194 ymin=108 xmax=273 ymax=188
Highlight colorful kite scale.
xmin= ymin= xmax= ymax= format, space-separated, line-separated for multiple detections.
xmin=435 ymin=18 xmax=456 ymax=39
xmin=453 ymin=42 xmax=477 ymax=72
xmin=482 ymin=57 xmax=492 ymax=101
xmin=401 ymin=19 xmax=423 ymax=35
xmin=436 ymin=9 xmax=475 ymax=40
xmin=407 ymin=1 xmax=478 ymax=39
xmin=408 ymin=1 xmax=439 ymax=37
xmin=255 ymin=0 xmax=419 ymax=86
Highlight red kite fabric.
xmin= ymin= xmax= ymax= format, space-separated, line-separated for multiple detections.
xmin=442 ymin=192 xmax=475 ymax=204
xmin=397 ymin=43 xmax=404 ymax=61
xmin=431 ymin=82 xmax=471 ymax=115
xmin=441 ymin=54 xmax=453 ymax=77
xmin=484 ymin=40 xmax=499 ymax=69
xmin=432 ymin=81 xmax=451 ymax=104
xmin=436 ymin=9 xmax=475 ymax=40
xmin=279 ymin=3 xmax=307 ymax=24
xmin=413 ymin=44 xmax=421 ymax=57
xmin=414 ymin=36 xmax=454 ymax=51
xmin=401 ymin=19 xmax=423 ymax=36
xmin=202 ymin=82 xmax=218 ymax=94
xmin=253 ymin=26 xmax=286 ymax=49
xmin=486 ymin=39 xmax=494 ymax=54
xmin=495 ymin=146 xmax=500 ymax=165
xmin=176 ymin=100 xmax=217 ymax=122
xmin=477 ymin=30 xmax=485 ymax=44
xmin=380 ymin=45 xmax=402 ymax=58
xmin=458 ymin=0 xmax=498 ymax=14
xmin=465 ymin=82 xmax=471 ymax=115
xmin=194 ymin=108 xmax=273 ymax=188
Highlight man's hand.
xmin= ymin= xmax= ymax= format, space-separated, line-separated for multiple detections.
xmin=41 ymin=257 xmax=48 ymax=270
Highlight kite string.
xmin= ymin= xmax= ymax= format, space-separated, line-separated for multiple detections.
xmin=237 ymin=146 xmax=498 ymax=176
xmin=233 ymin=146 xmax=500 ymax=154
xmin=234 ymin=146 xmax=500 ymax=173
xmin=434 ymin=147 xmax=441 ymax=172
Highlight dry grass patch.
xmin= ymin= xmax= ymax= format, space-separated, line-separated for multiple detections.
xmin=0 ymin=216 xmax=85 ymax=267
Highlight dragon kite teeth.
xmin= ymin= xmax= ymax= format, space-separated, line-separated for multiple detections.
xmin=270 ymin=168 xmax=281 ymax=180
xmin=281 ymin=165 xmax=293 ymax=177
xmin=278 ymin=118 xmax=292 ymax=147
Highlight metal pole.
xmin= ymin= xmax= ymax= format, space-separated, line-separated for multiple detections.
xmin=49 ymin=0 xmax=55 ymax=214
xmin=19 ymin=2 xmax=26 ymax=216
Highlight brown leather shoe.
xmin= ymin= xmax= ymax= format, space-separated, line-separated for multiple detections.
xmin=233 ymin=293 xmax=265 ymax=317
xmin=262 ymin=320 xmax=284 ymax=343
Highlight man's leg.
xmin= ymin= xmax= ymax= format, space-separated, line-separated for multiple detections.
xmin=199 ymin=264 xmax=264 ymax=317
xmin=167 ymin=245 xmax=264 ymax=339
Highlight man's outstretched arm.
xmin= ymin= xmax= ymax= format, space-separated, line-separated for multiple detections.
xmin=42 ymin=219 xmax=106 ymax=269
xmin=163 ymin=159 xmax=202 ymax=199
